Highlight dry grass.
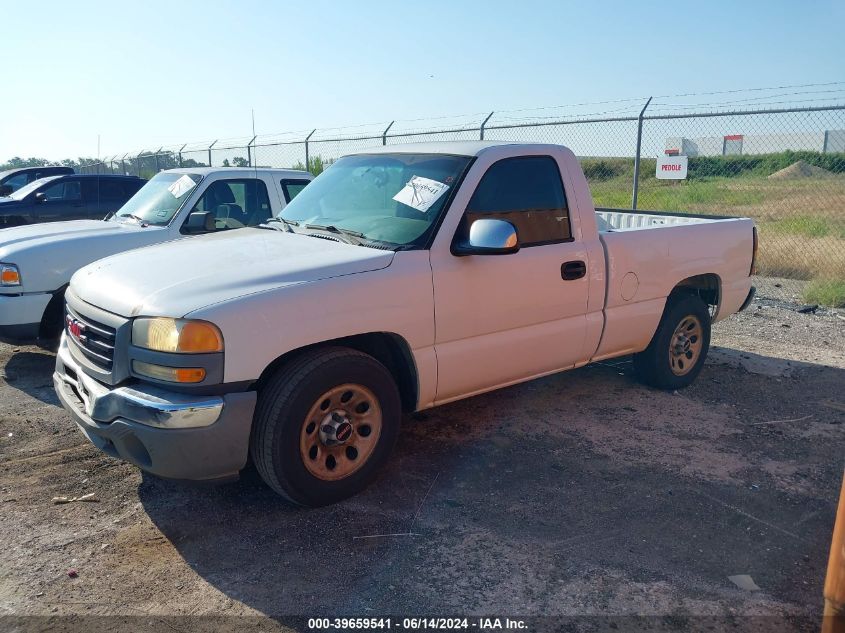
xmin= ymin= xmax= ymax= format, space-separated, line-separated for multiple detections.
xmin=591 ymin=174 xmax=845 ymax=221
xmin=757 ymin=229 xmax=845 ymax=281
xmin=590 ymin=174 xmax=845 ymax=298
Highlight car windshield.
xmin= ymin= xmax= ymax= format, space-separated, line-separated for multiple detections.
xmin=7 ymin=176 xmax=61 ymax=200
xmin=280 ymin=153 xmax=472 ymax=248
xmin=112 ymin=172 xmax=203 ymax=225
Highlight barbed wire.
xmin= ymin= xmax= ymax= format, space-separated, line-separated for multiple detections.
xmin=98 ymin=82 xmax=845 ymax=155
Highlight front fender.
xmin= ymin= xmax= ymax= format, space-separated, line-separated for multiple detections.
xmin=186 ymin=251 xmax=438 ymax=405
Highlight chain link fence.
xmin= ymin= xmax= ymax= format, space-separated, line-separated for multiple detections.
xmin=78 ymin=104 xmax=845 ymax=306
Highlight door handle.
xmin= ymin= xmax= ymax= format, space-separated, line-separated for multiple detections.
xmin=561 ymin=260 xmax=587 ymax=280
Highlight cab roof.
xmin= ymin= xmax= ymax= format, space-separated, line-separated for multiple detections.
xmin=162 ymin=167 xmax=312 ymax=179
xmin=348 ymin=140 xmax=557 ymax=158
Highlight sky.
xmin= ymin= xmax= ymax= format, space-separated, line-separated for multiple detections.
xmin=1 ymin=0 xmax=844 ymax=161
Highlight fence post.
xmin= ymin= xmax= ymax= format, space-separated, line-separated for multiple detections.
xmin=121 ymin=153 xmax=127 ymax=175
xmin=136 ymin=151 xmax=145 ymax=178
xmin=247 ymin=136 xmax=257 ymax=167
xmin=304 ymin=129 xmax=316 ymax=173
xmin=382 ymin=121 xmax=395 ymax=145
xmin=178 ymin=144 xmax=186 ymax=168
xmin=207 ymin=140 xmax=217 ymax=167
xmin=479 ymin=112 xmax=494 ymax=140
xmin=154 ymin=147 xmax=163 ymax=173
xmin=631 ymin=96 xmax=652 ymax=210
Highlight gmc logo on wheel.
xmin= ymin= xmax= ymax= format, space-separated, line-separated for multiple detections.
xmin=66 ymin=316 xmax=87 ymax=342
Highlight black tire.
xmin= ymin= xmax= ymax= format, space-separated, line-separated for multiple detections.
xmin=633 ymin=292 xmax=711 ymax=390
xmin=250 ymin=346 xmax=401 ymax=507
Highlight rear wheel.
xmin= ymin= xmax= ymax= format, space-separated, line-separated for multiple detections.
xmin=633 ymin=293 xmax=711 ymax=390
xmin=250 ymin=347 xmax=401 ymax=506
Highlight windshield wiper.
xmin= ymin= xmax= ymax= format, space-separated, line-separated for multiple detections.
xmin=304 ymin=223 xmax=366 ymax=246
xmin=118 ymin=214 xmax=149 ymax=226
xmin=262 ymin=217 xmax=298 ymax=233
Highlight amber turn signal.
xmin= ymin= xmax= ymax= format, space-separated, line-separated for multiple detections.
xmin=132 ymin=361 xmax=206 ymax=383
xmin=0 ymin=264 xmax=21 ymax=286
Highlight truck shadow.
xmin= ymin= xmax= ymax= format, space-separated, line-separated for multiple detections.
xmin=138 ymin=352 xmax=845 ymax=619
xmin=3 ymin=349 xmax=60 ymax=406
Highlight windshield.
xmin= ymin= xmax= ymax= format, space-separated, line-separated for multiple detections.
xmin=112 ymin=172 xmax=202 ymax=225
xmin=280 ymin=153 xmax=472 ymax=248
xmin=8 ymin=176 xmax=61 ymax=200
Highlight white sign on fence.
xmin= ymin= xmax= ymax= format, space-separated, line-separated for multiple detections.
xmin=656 ymin=155 xmax=688 ymax=180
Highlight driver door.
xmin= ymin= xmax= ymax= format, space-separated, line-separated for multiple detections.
xmin=430 ymin=155 xmax=590 ymax=403
xmin=35 ymin=177 xmax=89 ymax=221
xmin=181 ymin=178 xmax=272 ymax=233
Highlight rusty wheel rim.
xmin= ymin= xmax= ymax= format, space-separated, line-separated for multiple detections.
xmin=299 ymin=383 xmax=382 ymax=481
xmin=669 ymin=314 xmax=703 ymax=376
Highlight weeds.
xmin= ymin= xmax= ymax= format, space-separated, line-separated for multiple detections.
xmin=802 ymin=279 xmax=845 ymax=308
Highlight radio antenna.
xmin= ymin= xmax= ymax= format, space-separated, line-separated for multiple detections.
xmin=252 ymin=109 xmax=258 ymax=179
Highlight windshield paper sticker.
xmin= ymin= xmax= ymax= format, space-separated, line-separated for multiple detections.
xmin=392 ymin=176 xmax=449 ymax=213
xmin=167 ymin=174 xmax=196 ymax=198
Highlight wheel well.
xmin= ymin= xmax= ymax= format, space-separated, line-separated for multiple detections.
xmin=39 ymin=286 xmax=67 ymax=340
xmin=671 ymin=274 xmax=720 ymax=309
xmin=254 ymin=333 xmax=419 ymax=413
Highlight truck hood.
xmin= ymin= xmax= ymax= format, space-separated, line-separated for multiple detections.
xmin=70 ymin=228 xmax=395 ymax=318
xmin=0 ymin=219 xmax=154 ymax=251
xmin=0 ymin=220 xmax=168 ymax=292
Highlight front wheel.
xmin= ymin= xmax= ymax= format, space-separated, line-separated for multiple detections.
xmin=250 ymin=347 xmax=401 ymax=506
xmin=633 ymin=293 xmax=711 ymax=390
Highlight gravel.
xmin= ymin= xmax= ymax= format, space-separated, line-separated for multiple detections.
xmin=0 ymin=299 xmax=843 ymax=630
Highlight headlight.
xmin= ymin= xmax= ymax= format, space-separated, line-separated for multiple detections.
xmin=0 ymin=263 xmax=21 ymax=286
xmin=132 ymin=318 xmax=223 ymax=353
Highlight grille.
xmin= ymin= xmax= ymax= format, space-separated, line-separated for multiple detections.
xmin=65 ymin=305 xmax=116 ymax=371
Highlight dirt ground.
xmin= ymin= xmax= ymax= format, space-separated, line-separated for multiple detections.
xmin=1 ymin=299 xmax=844 ymax=632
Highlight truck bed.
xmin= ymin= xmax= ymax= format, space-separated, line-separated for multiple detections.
xmin=590 ymin=205 xmax=754 ymax=361
xmin=596 ymin=207 xmax=736 ymax=231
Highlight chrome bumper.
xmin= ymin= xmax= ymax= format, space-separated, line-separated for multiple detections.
xmin=54 ymin=334 xmax=223 ymax=429
xmin=53 ymin=334 xmax=256 ymax=481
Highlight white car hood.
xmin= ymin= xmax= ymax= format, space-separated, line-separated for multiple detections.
xmin=0 ymin=219 xmax=155 ymax=252
xmin=70 ymin=228 xmax=395 ymax=318
xmin=0 ymin=220 xmax=167 ymax=292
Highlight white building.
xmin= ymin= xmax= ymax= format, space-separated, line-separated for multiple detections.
xmin=665 ymin=129 xmax=845 ymax=156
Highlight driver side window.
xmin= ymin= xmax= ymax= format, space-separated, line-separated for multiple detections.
xmin=42 ymin=179 xmax=82 ymax=201
xmin=189 ymin=179 xmax=272 ymax=231
xmin=464 ymin=156 xmax=572 ymax=247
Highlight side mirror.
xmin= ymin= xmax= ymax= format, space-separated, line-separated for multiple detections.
xmin=183 ymin=211 xmax=215 ymax=233
xmin=453 ymin=218 xmax=520 ymax=256
xmin=34 ymin=192 xmax=47 ymax=203
xmin=0 ymin=185 xmax=12 ymax=197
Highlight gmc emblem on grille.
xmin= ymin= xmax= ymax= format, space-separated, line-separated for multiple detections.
xmin=66 ymin=316 xmax=87 ymax=342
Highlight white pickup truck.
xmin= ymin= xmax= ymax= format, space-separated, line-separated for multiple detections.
xmin=54 ymin=142 xmax=757 ymax=507
xmin=0 ymin=167 xmax=312 ymax=342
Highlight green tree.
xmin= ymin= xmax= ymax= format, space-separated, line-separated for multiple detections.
xmin=291 ymin=155 xmax=333 ymax=176
xmin=0 ymin=156 xmax=50 ymax=170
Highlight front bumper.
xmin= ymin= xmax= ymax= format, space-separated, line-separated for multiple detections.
xmin=54 ymin=335 xmax=256 ymax=481
xmin=0 ymin=292 xmax=52 ymax=343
